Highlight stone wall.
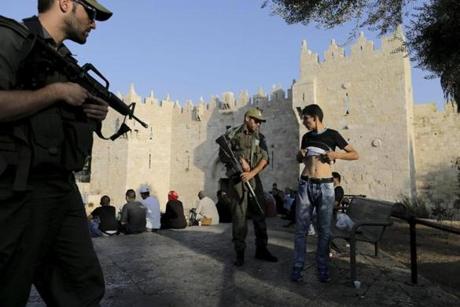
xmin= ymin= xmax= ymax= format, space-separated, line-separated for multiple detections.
xmin=77 ymin=31 xmax=460 ymax=213
xmin=413 ymin=102 xmax=460 ymax=207
xmin=292 ymin=30 xmax=416 ymax=201
xmin=81 ymin=86 xmax=299 ymax=211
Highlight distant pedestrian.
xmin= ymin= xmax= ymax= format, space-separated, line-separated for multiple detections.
xmin=271 ymin=183 xmax=285 ymax=215
xmin=216 ymin=190 xmax=232 ymax=223
xmin=140 ymin=186 xmax=161 ymax=232
xmin=120 ymin=189 xmax=147 ymax=234
xmin=332 ymin=172 xmax=345 ymax=213
xmin=90 ymin=195 xmax=118 ymax=235
xmin=194 ymin=191 xmax=219 ymax=225
xmin=161 ymin=191 xmax=187 ymax=229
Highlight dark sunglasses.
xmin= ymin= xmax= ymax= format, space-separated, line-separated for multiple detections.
xmin=73 ymin=0 xmax=97 ymax=21
xmin=250 ymin=117 xmax=263 ymax=124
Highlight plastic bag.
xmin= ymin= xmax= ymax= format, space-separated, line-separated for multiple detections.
xmin=336 ymin=213 xmax=354 ymax=231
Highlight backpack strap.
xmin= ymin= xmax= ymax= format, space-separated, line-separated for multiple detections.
xmin=0 ymin=15 xmax=32 ymax=38
xmin=0 ymin=15 xmax=37 ymax=67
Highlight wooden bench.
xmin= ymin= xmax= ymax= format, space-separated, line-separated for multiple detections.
xmin=331 ymin=197 xmax=394 ymax=284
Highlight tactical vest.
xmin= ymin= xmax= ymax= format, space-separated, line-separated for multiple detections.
xmin=0 ymin=16 xmax=95 ymax=191
xmin=226 ymin=125 xmax=266 ymax=169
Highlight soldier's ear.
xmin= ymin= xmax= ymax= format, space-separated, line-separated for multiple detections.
xmin=58 ymin=0 xmax=72 ymax=14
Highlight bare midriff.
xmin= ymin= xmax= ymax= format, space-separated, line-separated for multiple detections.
xmin=301 ymin=155 xmax=332 ymax=179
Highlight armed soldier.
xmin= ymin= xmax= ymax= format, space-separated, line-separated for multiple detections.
xmin=217 ymin=108 xmax=278 ymax=266
xmin=0 ymin=0 xmax=113 ymax=305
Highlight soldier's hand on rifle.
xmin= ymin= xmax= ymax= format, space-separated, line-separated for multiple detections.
xmin=50 ymin=82 xmax=89 ymax=106
xmin=241 ymin=170 xmax=255 ymax=183
xmin=240 ymin=157 xmax=251 ymax=172
xmin=83 ymin=95 xmax=109 ymax=121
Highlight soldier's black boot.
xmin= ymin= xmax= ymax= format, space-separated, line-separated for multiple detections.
xmin=234 ymin=250 xmax=245 ymax=267
xmin=255 ymin=247 xmax=278 ymax=262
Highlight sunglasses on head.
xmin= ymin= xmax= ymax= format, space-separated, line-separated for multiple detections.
xmin=73 ymin=0 xmax=97 ymax=21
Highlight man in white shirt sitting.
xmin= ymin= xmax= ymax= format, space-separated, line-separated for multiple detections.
xmin=140 ymin=186 xmax=161 ymax=232
xmin=195 ymin=191 xmax=219 ymax=225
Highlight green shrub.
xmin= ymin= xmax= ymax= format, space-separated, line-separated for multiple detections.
xmin=398 ymin=195 xmax=430 ymax=218
xmin=431 ymin=203 xmax=455 ymax=221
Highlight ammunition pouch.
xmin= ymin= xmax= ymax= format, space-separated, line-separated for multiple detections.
xmin=29 ymin=107 xmax=64 ymax=168
xmin=28 ymin=107 xmax=94 ymax=172
xmin=0 ymin=124 xmax=31 ymax=191
xmin=61 ymin=120 xmax=94 ymax=171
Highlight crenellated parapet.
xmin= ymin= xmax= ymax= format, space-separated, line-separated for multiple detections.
xmin=114 ymin=83 xmax=291 ymax=124
xmin=350 ymin=32 xmax=374 ymax=55
xmin=324 ymin=39 xmax=345 ymax=61
xmin=380 ymin=25 xmax=406 ymax=53
xmin=300 ymin=40 xmax=320 ymax=76
xmin=299 ymin=28 xmax=407 ymax=79
xmin=414 ymin=101 xmax=459 ymax=117
xmin=123 ymin=83 xmax=142 ymax=104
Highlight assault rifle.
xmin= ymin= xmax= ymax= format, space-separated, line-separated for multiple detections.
xmin=20 ymin=16 xmax=148 ymax=140
xmin=216 ymin=134 xmax=264 ymax=214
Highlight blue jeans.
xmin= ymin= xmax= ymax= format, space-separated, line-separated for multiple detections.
xmin=293 ymin=178 xmax=334 ymax=272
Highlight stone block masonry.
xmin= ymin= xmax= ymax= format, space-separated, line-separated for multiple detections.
xmin=78 ymin=30 xmax=460 ymax=213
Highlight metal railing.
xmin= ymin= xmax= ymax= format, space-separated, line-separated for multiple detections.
xmin=391 ymin=209 xmax=460 ymax=284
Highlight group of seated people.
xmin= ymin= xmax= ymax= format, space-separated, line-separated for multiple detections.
xmin=87 ymin=188 xmax=187 ymax=237
xmin=86 ymin=188 xmax=233 ymax=237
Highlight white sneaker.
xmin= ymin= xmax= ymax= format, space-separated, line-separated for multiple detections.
xmin=308 ymin=225 xmax=316 ymax=236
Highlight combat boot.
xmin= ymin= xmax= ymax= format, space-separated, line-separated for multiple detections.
xmin=255 ymin=247 xmax=278 ymax=262
xmin=234 ymin=250 xmax=244 ymax=267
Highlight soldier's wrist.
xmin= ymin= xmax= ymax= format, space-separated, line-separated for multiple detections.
xmin=43 ymin=83 xmax=65 ymax=103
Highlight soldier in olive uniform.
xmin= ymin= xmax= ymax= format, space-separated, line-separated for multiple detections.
xmin=0 ymin=0 xmax=112 ymax=305
xmin=219 ymin=108 xmax=278 ymax=266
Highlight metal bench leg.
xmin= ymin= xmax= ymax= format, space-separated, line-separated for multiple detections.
xmin=350 ymin=238 xmax=357 ymax=282
xmin=409 ymin=217 xmax=418 ymax=284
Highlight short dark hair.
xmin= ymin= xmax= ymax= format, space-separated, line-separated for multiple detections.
xmin=100 ymin=195 xmax=110 ymax=205
xmin=38 ymin=0 xmax=54 ymax=13
xmin=126 ymin=189 xmax=136 ymax=199
xmin=302 ymin=104 xmax=324 ymax=122
xmin=332 ymin=172 xmax=341 ymax=182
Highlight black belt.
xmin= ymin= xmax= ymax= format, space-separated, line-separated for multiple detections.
xmin=300 ymin=176 xmax=333 ymax=184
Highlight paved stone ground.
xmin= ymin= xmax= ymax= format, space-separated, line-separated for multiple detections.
xmin=28 ymin=218 xmax=460 ymax=306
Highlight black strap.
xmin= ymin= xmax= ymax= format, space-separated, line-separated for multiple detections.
xmin=0 ymin=15 xmax=31 ymax=38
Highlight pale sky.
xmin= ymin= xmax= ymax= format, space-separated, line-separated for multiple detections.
xmin=3 ymin=0 xmax=445 ymax=109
